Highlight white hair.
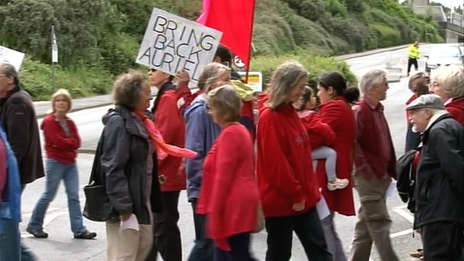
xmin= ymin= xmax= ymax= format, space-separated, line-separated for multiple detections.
xmin=359 ymin=69 xmax=387 ymax=94
xmin=430 ymin=65 xmax=464 ymax=98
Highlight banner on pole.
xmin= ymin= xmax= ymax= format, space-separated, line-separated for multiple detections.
xmin=136 ymin=8 xmax=222 ymax=84
xmin=0 ymin=45 xmax=25 ymax=71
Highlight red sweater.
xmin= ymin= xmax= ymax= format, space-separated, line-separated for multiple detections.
xmin=298 ymin=110 xmax=335 ymax=149
xmin=446 ymin=97 xmax=464 ymax=125
xmin=257 ymin=102 xmax=321 ymax=217
xmin=41 ymin=114 xmax=80 ymax=164
xmin=197 ymin=124 xmax=259 ymax=250
xmin=154 ymin=90 xmax=187 ymax=192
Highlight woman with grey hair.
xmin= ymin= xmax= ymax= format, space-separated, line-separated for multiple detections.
xmin=430 ymin=65 xmax=464 ymax=125
xmin=100 ymin=71 xmax=195 ymax=261
xmin=196 ymin=85 xmax=259 ymax=261
xmin=257 ymin=61 xmax=332 ymax=261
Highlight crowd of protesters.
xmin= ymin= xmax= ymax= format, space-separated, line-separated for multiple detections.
xmin=0 ymin=45 xmax=462 ymax=261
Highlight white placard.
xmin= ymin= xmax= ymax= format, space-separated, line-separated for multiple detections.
xmin=136 ymin=8 xmax=223 ymax=84
xmin=0 ymin=45 xmax=25 ymax=71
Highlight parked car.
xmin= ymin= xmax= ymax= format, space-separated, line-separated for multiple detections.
xmin=425 ymin=44 xmax=464 ymax=73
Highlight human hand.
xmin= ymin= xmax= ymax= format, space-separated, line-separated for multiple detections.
xmin=158 ymin=175 xmax=166 ymax=185
xmin=120 ymin=213 xmax=131 ymax=221
xmin=293 ymin=201 xmax=305 ymax=212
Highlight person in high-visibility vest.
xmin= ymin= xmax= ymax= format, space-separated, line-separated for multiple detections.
xmin=407 ymin=41 xmax=421 ymax=76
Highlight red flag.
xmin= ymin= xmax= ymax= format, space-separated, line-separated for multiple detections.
xmin=197 ymin=0 xmax=256 ymax=68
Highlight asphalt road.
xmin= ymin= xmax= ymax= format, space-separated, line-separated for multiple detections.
xmin=21 ymin=45 xmax=434 ymax=261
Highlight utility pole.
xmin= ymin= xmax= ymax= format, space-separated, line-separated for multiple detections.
xmin=51 ymin=25 xmax=58 ymax=91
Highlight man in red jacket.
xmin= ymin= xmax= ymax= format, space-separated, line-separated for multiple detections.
xmin=350 ymin=69 xmax=399 ymax=261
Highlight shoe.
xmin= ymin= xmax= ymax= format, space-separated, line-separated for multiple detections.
xmin=74 ymin=230 xmax=97 ymax=239
xmin=26 ymin=226 xmax=48 ymax=238
xmin=327 ymin=178 xmax=349 ymax=191
xmin=410 ymin=249 xmax=424 ymax=258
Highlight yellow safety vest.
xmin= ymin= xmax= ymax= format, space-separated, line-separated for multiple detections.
xmin=408 ymin=45 xmax=420 ymax=59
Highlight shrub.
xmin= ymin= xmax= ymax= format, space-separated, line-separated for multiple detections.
xmin=251 ymin=53 xmax=357 ymax=90
xmin=19 ymin=57 xmax=114 ymax=101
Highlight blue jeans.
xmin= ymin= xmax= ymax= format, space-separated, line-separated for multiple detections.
xmin=28 ymin=159 xmax=86 ymax=236
xmin=0 ymin=219 xmax=37 ymax=261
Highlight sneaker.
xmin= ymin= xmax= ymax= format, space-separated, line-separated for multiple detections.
xmin=74 ymin=230 xmax=97 ymax=239
xmin=327 ymin=178 xmax=349 ymax=191
xmin=26 ymin=226 xmax=48 ymax=238
xmin=410 ymin=249 xmax=424 ymax=258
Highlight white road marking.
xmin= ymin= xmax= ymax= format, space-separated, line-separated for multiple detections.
xmin=393 ymin=206 xmax=414 ymax=223
xmin=390 ymin=229 xmax=413 ymax=238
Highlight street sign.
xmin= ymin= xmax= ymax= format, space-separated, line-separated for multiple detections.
xmin=238 ymin=71 xmax=262 ymax=92
xmin=0 ymin=45 xmax=25 ymax=71
xmin=234 ymin=56 xmax=246 ymax=68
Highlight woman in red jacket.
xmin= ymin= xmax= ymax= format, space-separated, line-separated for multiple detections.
xmin=197 ymin=85 xmax=259 ymax=261
xmin=146 ymin=68 xmax=190 ymax=261
xmin=317 ymin=72 xmax=359 ymax=261
xmin=316 ymin=72 xmax=358 ymax=261
xmin=27 ymin=89 xmax=96 ymax=239
xmin=257 ymin=61 xmax=332 ymax=261
xmin=297 ymin=86 xmax=348 ymax=191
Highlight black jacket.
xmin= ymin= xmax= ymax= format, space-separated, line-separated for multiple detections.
xmin=100 ymin=106 xmax=162 ymax=224
xmin=0 ymin=86 xmax=44 ymax=184
xmin=414 ymin=113 xmax=463 ymax=229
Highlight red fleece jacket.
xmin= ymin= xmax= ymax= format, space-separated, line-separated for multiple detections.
xmin=41 ymin=114 xmax=80 ymax=164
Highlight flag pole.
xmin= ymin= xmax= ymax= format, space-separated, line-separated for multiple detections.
xmin=245 ymin=0 xmax=256 ymax=84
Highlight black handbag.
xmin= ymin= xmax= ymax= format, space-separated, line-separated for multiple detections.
xmin=83 ymin=132 xmax=115 ymax=222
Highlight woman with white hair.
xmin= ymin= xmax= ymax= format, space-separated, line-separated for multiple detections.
xmin=257 ymin=61 xmax=332 ymax=261
xmin=430 ymin=65 xmax=464 ymax=124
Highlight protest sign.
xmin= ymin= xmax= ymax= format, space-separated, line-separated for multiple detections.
xmin=136 ymin=8 xmax=222 ymax=84
xmin=0 ymin=45 xmax=25 ymax=71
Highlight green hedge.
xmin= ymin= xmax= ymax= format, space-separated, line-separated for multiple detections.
xmin=251 ymin=53 xmax=357 ymax=90
xmin=19 ymin=57 xmax=114 ymax=101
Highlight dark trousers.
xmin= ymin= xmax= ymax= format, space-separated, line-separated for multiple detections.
xmin=145 ymin=191 xmax=182 ymax=261
xmin=214 ymin=233 xmax=256 ymax=261
xmin=265 ymin=207 xmax=333 ymax=261
xmin=407 ymin=58 xmax=418 ymax=75
xmin=421 ymin=221 xmax=463 ymax=261
xmin=187 ymin=199 xmax=214 ymax=261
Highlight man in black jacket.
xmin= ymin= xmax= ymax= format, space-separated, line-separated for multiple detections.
xmin=0 ymin=63 xmax=42 ymax=260
xmin=406 ymin=94 xmax=463 ymax=261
